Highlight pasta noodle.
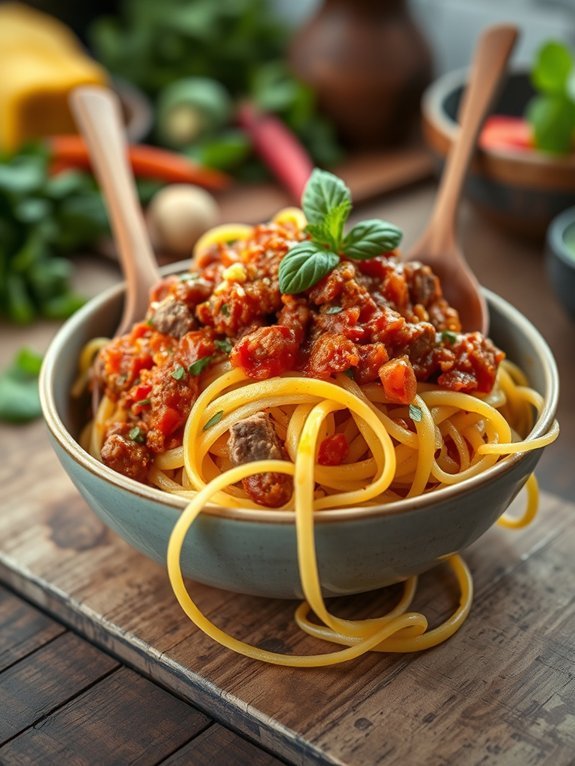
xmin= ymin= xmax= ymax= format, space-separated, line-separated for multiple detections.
xmin=77 ymin=204 xmax=559 ymax=667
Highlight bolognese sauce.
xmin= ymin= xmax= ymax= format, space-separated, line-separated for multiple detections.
xmin=93 ymin=219 xmax=503 ymax=503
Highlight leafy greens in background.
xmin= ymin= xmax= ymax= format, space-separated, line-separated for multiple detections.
xmin=0 ymin=144 xmax=110 ymax=323
xmin=527 ymin=41 xmax=575 ymax=154
xmin=89 ymin=0 xmax=342 ymax=173
xmin=0 ymin=347 xmax=43 ymax=422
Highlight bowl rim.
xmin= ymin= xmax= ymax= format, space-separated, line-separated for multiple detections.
xmin=422 ymin=65 xmax=575 ymax=171
xmin=40 ymin=272 xmax=559 ymax=525
xmin=547 ymin=205 xmax=575 ymax=270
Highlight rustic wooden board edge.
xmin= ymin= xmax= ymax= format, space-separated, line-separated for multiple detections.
xmin=0 ymin=560 xmax=331 ymax=766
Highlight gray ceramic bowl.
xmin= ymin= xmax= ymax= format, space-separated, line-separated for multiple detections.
xmin=546 ymin=206 xmax=575 ymax=320
xmin=40 ymin=269 xmax=559 ymax=598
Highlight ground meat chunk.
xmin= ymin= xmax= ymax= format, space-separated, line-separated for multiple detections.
xmin=306 ymin=333 xmax=359 ymax=378
xmin=100 ymin=423 xmax=152 ymax=483
xmin=227 ymin=413 xmax=292 ymax=507
xmin=148 ymin=296 xmax=196 ymax=338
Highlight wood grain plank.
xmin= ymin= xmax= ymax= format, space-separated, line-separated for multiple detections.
xmin=0 ymin=586 xmax=64 ymax=672
xmin=161 ymin=723 xmax=288 ymax=766
xmin=0 ymin=631 xmax=119 ymax=745
xmin=0 ymin=666 xmax=212 ymax=766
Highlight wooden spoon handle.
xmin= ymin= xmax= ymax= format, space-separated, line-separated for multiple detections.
xmin=69 ymin=86 xmax=160 ymax=335
xmin=427 ymin=25 xmax=518 ymax=253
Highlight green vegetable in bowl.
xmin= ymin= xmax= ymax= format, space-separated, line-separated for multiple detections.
xmin=527 ymin=41 xmax=575 ymax=154
xmin=156 ymin=77 xmax=232 ymax=149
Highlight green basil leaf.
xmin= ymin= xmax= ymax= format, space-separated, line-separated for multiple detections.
xmin=129 ymin=426 xmax=146 ymax=443
xmin=203 ymin=409 xmax=224 ymax=431
xmin=214 ymin=338 xmax=233 ymax=354
xmin=171 ymin=364 xmax=186 ymax=380
xmin=532 ymin=41 xmax=573 ymax=96
xmin=188 ymin=356 xmax=213 ymax=375
xmin=441 ymin=330 xmax=458 ymax=345
xmin=527 ymin=94 xmax=575 ymax=154
xmin=278 ymin=242 xmax=339 ymax=294
xmin=409 ymin=404 xmax=423 ymax=423
xmin=302 ymin=169 xmax=351 ymax=225
xmin=343 ymin=219 xmax=403 ymax=260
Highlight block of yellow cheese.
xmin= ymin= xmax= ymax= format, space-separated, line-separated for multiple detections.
xmin=0 ymin=3 xmax=107 ymax=151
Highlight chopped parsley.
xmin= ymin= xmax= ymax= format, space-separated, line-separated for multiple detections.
xmin=409 ymin=404 xmax=423 ymax=423
xmin=325 ymin=306 xmax=343 ymax=314
xmin=138 ymin=398 xmax=151 ymax=407
xmin=179 ymin=272 xmax=200 ymax=282
xmin=203 ymin=410 xmax=224 ymax=431
xmin=189 ymin=356 xmax=213 ymax=376
xmin=214 ymin=338 xmax=233 ymax=354
xmin=441 ymin=331 xmax=458 ymax=345
xmin=221 ymin=303 xmax=230 ymax=316
xmin=129 ymin=426 xmax=145 ymax=443
xmin=171 ymin=365 xmax=186 ymax=380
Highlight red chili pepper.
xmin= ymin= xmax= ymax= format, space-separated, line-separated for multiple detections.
xmin=46 ymin=135 xmax=232 ymax=190
xmin=236 ymin=102 xmax=314 ymax=201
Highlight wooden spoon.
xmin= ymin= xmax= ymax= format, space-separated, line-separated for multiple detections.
xmin=69 ymin=86 xmax=160 ymax=337
xmin=406 ymin=24 xmax=518 ymax=334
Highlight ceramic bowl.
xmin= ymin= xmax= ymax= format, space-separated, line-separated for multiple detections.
xmin=40 ymin=269 xmax=559 ymax=598
xmin=422 ymin=69 xmax=575 ymax=239
xmin=546 ymin=206 xmax=575 ymax=319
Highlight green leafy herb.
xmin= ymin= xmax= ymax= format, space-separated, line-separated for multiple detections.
xmin=188 ymin=356 xmax=213 ymax=375
xmin=179 ymin=272 xmax=200 ymax=282
xmin=203 ymin=410 xmax=224 ymax=431
xmin=325 ymin=306 xmax=343 ymax=315
xmin=409 ymin=404 xmax=423 ymax=423
xmin=527 ymin=41 xmax=575 ymax=154
xmin=171 ymin=365 xmax=186 ymax=380
xmin=278 ymin=170 xmax=403 ymax=294
xmin=129 ymin=426 xmax=146 ymax=443
xmin=221 ymin=303 xmax=230 ymax=316
xmin=343 ymin=368 xmax=355 ymax=379
xmin=278 ymin=242 xmax=339 ymax=295
xmin=214 ymin=338 xmax=233 ymax=354
xmin=0 ymin=347 xmax=43 ymax=423
xmin=138 ymin=398 xmax=151 ymax=407
xmin=343 ymin=220 xmax=402 ymax=261
xmin=441 ymin=331 xmax=458 ymax=345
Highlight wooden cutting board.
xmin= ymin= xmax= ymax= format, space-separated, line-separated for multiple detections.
xmin=0 ymin=408 xmax=574 ymax=766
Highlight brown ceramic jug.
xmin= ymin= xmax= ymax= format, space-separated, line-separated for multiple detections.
xmin=289 ymin=0 xmax=433 ymax=148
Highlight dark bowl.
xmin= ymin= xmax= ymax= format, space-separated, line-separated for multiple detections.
xmin=546 ymin=206 xmax=575 ymax=319
xmin=422 ymin=69 xmax=575 ymax=239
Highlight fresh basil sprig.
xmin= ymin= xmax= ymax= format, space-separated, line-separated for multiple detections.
xmin=278 ymin=169 xmax=403 ymax=294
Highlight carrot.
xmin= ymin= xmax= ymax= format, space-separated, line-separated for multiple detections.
xmin=378 ymin=356 xmax=417 ymax=405
xmin=237 ymin=102 xmax=313 ymax=201
xmin=47 ymin=135 xmax=232 ymax=190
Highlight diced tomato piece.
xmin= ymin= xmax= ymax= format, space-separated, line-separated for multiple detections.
xmin=378 ymin=355 xmax=417 ymax=404
xmin=231 ymin=325 xmax=298 ymax=380
xmin=318 ymin=433 xmax=349 ymax=466
xmin=156 ymin=406 xmax=182 ymax=437
xmin=479 ymin=116 xmax=533 ymax=152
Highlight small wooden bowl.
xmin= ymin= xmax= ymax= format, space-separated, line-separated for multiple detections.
xmin=422 ymin=69 xmax=575 ymax=239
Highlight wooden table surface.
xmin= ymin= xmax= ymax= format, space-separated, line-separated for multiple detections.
xmin=1 ymin=180 xmax=574 ymax=766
